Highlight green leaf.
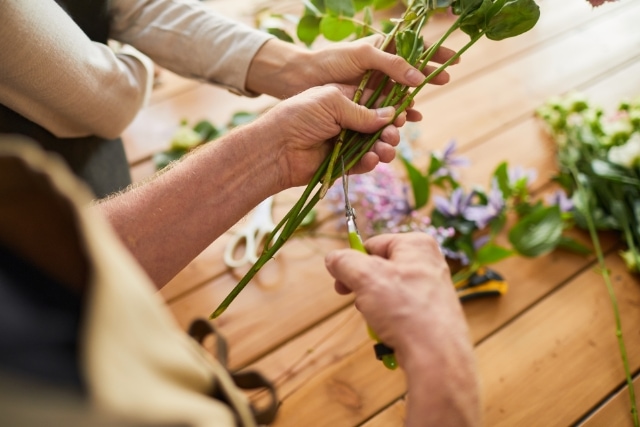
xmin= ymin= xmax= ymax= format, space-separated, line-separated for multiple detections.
xmin=229 ymin=111 xmax=258 ymax=128
xmin=493 ymin=162 xmax=511 ymax=198
xmin=325 ymin=0 xmax=355 ymax=16
xmin=320 ymin=15 xmax=356 ymax=41
xmin=486 ymin=0 xmax=541 ymax=41
xmin=590 ymin=159 xmax=640 ymax=186
xmin=193 ymin=120 xmax=219 ymax=141
xmin=153 ymin=148 xmax=187 ymax=171
xmin=427 ymin=153 xmax=444 ymax=177
xmin=476 ymin=243 xmax=514 ymax=265
xmin=353 ymin=0 xmax=372 ymax=11
xmin=395 ymin=30 xmax=424 ymax=64
xmin=373 ymin=0 xmax=397 ymax=10
xmin=170 ymin=125 xmax=203 ymax=150
xmin=297 ymin=15 xmax=322 ymax=45
xmin=303 ymin=0 xmax=325 ymax=15
xmin=508 ymin=205 xmax=563 ymax=257
xmin=557 ymin=235 xmax=592 ymax=255
xmin=265 ymin=28 xmax=295 ymax=43
xmin=452 ymin=0 xmax=485 ymax=15
xmin=400 ymin=156 xmax=430 ymax=209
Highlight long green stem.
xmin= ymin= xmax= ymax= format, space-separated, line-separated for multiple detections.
xmin=211 ymin=11 xmax=486 ymax=318
xmin=570 ymin=165 xmax=639 ymax=426
xmin=319 ymin=28 xmax=405 ymax=198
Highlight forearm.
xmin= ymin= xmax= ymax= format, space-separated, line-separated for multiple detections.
xmin=94 ymin=119 xmax=281 ymax=287
xmin=245 ymin=39 xmax=314 ymax=99
xmin=399 ymin=328 xmax=481 ymax=427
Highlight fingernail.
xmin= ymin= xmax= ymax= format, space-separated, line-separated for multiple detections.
xmin=406 ymin=68 xmax=426 ymax=86
xmin=377 ymin=106 xmax=396 ymax=118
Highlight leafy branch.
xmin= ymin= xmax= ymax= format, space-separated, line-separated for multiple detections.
xmin=211 ymin=0 xmax=541 ymax=318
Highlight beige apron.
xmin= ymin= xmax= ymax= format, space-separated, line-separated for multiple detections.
xmin=0 ymin=136 xmax=277 ymax=426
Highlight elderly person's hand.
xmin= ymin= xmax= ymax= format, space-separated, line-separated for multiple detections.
xmin=246 ymin=37 xmax=458 ymax=121
xmin=252 ymin=84 xmax=406 ymax=190
xmin=324 ymin=233 xmax=481 ymax=427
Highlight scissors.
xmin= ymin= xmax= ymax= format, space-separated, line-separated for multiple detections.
xmin=341 ymin=158 xmax=398 ymax=370
xmin=223 ymin=196 xmax=276 ymax=268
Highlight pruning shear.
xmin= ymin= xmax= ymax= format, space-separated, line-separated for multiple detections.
xmin=223 ymin=196 xmax=276 ymax=268
xmin=342 ymin=158 xmax=398 ymax=370
xmin=455 ymin=267 xmax=508 ymax=301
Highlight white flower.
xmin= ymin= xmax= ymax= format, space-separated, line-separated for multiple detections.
xmin=608 ymin=133 xmax=640 ymax=168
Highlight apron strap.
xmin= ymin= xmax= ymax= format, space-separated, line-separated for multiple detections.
xmin=188 ymin=319 xmax=279 ymax=425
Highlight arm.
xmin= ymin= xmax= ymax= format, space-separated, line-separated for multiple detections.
xmin=324 ymin=233 xmax=481 ymax=427
xmin=109 ymin=0 xmax=457 ymax=101
xmin=109 ymin=0 xmax=274 ymax=97
xmin=245 ymin=36 xmax=458 ymax=101
xmin=94 ymin=85 xmax=404 ymax=287
xmin=0 ymin=0 xmax=152 ymax=139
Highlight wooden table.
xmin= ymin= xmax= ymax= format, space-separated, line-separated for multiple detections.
xmin=122 ymin=1 xmax=640 ymax=425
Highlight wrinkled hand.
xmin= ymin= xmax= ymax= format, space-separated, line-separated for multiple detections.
xmin=309 ymin=34 xmax=457 ymax=86
xmin=301 ymin=35 xmax=458 ymax=121
xmin=324 ymin=232 xmax=470 ymax=366
xmin=258 ymin=84 xmax=405 ymax=190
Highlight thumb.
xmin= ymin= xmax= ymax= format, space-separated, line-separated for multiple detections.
xmin=335 ymin=98 xmax=397 ymax=134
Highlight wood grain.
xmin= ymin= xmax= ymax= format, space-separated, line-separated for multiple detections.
xmin=116 ymin=0 xmax=640 ymax=425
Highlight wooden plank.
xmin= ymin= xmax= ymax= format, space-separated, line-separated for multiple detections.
xmin=361 ymin=400 xmax=406 ymax=427
xmin=411 ymin=1 xmax=640 ymax=156
xmin=246 ymin=252 xmax=639 ymax=427
xmin=158 ymin=187 xmax=332 ymax=302
xmin=155 ymin=23 xmax=640 ymax=304
xmin=271 ymin=342 xmax=408 ymax=427
xmin=168 ymin=235 xmax=352 ymax=369
xmin=122 ymin=0 xmax=634 ymax=166
xmin=478 ymin=254 xmax=640 ymax=427
xmin=155 ymin=50 xmax=640 ymax=303
xmin=580 ymin=374 xmax=640 ymax=427
xmin=339 ymin=52 xmax=640 ymax=427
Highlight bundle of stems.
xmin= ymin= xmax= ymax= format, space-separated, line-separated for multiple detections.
xmin=211 ymin=0 xmax=540 ymax=318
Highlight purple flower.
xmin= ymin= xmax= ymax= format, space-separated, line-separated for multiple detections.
xmin=433 ymin=140 xmax=470 ymax=178
xmin=546 ymin=189 xmax=574 ymax=212
xmin=508 ymin=166 xmax=537 ymax=188
xmin=327 ymin=163 xmax=413 ymax=236
xmin=463 ymin=179 xmax=505 ymax=229
xmin=434 ymin=187 xmax=473 ymax=218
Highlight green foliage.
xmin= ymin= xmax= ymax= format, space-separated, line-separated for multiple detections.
xmin=508 ymin=205 xmax=563 ymax=257
xmin=320 ymin=15 xmax=357 ymax=41
xmin=154 ymin=113 xmax=258 ymax=171
xmin=213 ymin=0 xmax=542 ymax=317
xmin=400 ymin=156 xmax=430 ymax=209
xmin=538 ymin=93 xmax=640 ymax=271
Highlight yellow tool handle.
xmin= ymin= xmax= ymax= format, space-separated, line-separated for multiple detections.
xmin=347 ymin=225 xmax=398 ymax=370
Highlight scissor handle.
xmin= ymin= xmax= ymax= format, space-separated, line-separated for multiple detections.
xmin=223 ymin=197 xmax=276 ymax=269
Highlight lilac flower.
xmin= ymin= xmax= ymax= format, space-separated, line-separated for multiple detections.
xmin=327 ymin=163 xmax=412 ymax=236
xmin=434 ymin=187 xmax=473 ymax=218
xmin=433 ymin=140 xmax=470 ymax=179
xmin=508 ymin=165 xmax=537 ymax=188
xmin=441 ymin=247 xmax=470 ymax=265
xmin=546 ymin=189 xmax=574 ymax=212
xmin=463 ymin=179 xmax=505 ymax=229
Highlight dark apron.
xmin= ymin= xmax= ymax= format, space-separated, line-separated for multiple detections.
xmin=0 ymin=0 xmax=132 ymax=199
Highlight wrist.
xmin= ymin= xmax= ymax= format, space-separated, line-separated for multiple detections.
xmin=398 ymin=325 xmax=481 ymax=427
xmin=245 ymin=39 xmax=313 ymax=99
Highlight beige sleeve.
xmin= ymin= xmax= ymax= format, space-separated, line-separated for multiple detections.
xmin=109 ymin=0 xmax=274 ymax=96
xmin=0 ymin=0 xmax=152 ymax=139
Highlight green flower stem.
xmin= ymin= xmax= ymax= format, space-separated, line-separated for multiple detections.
xmin=570 ymin=165 xmax=639 ymax=426
xmin=318 ymin=4 xmax=429 ymax=198
xmin=211 ymin=10 xmax=487 ymax=318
